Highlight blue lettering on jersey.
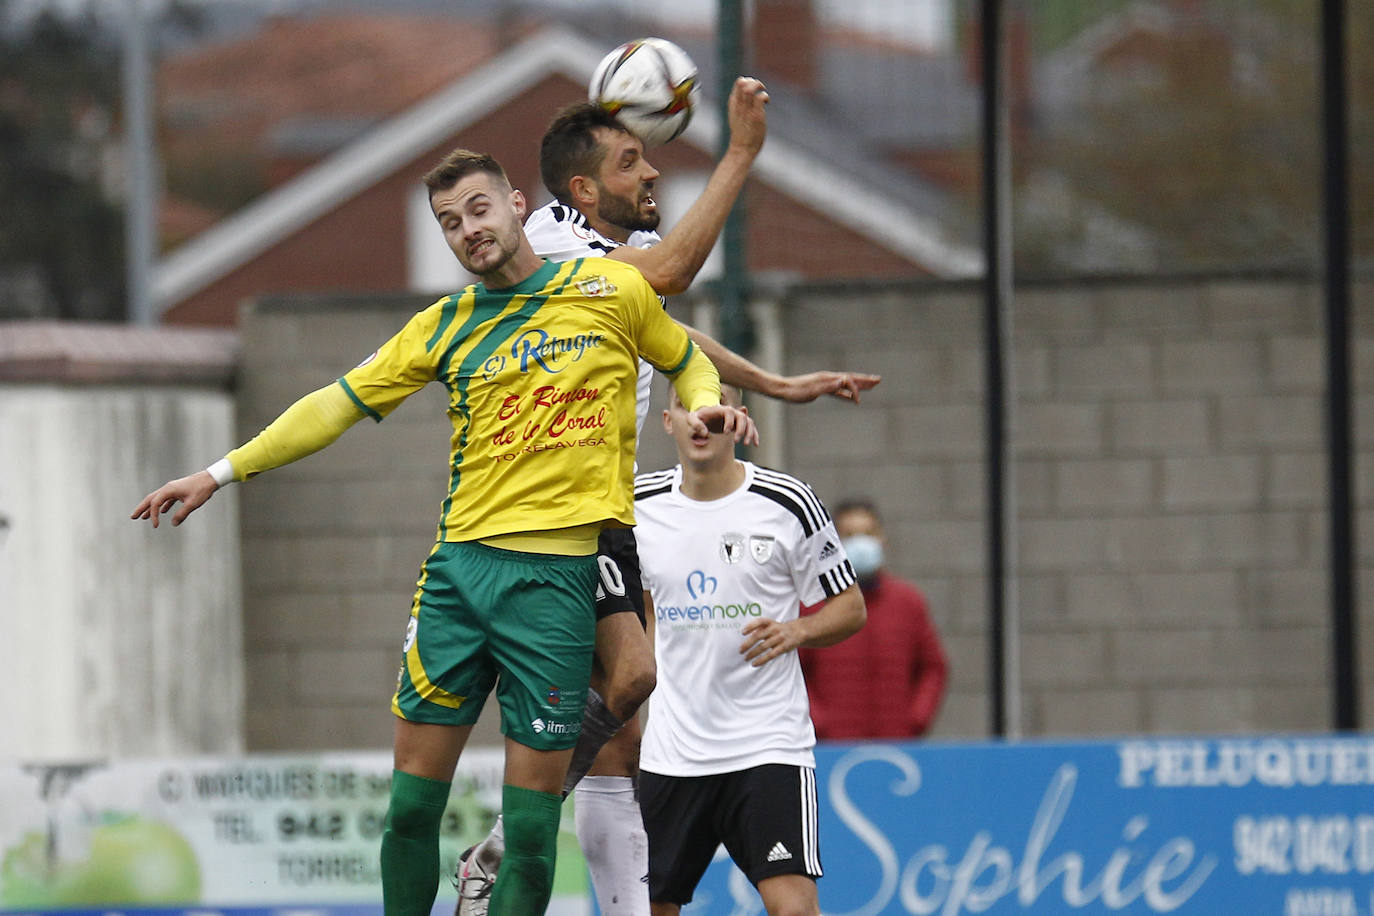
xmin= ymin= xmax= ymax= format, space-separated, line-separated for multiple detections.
xmin=512 ymin=328 xmax=606 ymax=374
xmin=657 ymin=570 xmax=762 ymax=623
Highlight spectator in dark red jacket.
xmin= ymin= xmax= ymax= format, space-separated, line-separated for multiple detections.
xmin=800 ymin=498 xmax=948 ymax=739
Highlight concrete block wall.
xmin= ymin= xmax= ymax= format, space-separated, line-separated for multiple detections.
xmin=782 ymin=275 xmax=1373 ymax=740
xmin=235 ymin=294 xmax=507 ymax=750
xmin=234 ymin=276 xmax=1373 ymax=750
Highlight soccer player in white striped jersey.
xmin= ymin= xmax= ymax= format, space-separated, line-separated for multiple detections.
xmin=633 ymin=385 xmax=866 ymax=916
xmin=455 ymin=80 xmax=879 ymax=916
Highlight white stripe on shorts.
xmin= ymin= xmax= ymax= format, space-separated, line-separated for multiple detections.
xmin=801 ymin=765 xmax=822 ymax=876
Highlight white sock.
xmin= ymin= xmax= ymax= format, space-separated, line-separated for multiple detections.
xmin=473 ymin=813 xmax=504 ymax=872
xmin=575 ymin=776 xmax=649 ymax=916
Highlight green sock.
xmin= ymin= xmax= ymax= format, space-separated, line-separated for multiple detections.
xmin=488 ymin=784 xmax=563 ymax=916
xmin=380 ymin=769 xmax=451 ymax=916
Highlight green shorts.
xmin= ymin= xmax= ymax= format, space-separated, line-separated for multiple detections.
xmin=391 ymin=540 xmax=598 ymax=750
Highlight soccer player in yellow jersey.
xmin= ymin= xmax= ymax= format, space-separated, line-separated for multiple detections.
xmin=132 ymin=149 xmax=752 ymax=916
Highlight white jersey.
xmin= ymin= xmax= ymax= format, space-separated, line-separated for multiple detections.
xmin=633 ymin=461 xmax=858 ymax=776
xmin=525 ymin=200 xmax=662 ymax=437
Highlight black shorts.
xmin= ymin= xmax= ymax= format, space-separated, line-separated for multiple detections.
xmin=595 ymin=527 xmax=645 ymax=625
xmin=639 ymin=764 xmax=821 ymax=905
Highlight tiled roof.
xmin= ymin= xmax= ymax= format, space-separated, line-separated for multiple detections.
xmin=158 ymin=12 xmax=519 ymax=156
xmin=150 ymin=25 xmax=982 ymax=316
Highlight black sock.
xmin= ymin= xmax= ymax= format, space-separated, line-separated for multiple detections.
xmin=561 ymin=687 xmax=625 ymax=797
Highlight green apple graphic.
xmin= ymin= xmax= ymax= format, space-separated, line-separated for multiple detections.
xmin=2 ymin=811 xmax=201 ymax=906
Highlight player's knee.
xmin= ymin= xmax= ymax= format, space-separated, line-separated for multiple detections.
xmin=607 ymin=659 xmax=655 ymax=714
xmin=765 ymin=898 xmax=819 ymax=916
xmin=383 ymin=772 xmax=448 ymax=838
xmin=759 ymin=876 xmax=820 ymax=916
xmin=502 ymin=787 xmax=561 ymax=859
xmin=383 ymin=797 xmax=441 ymax=838
xmin=627 ymin=658 xmax=656 ymax=706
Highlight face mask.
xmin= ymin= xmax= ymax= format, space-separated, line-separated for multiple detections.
xmin=842 ymin=534 xmax=884 ymax=581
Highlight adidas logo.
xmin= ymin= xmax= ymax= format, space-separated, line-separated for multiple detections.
xmin=766 ymin=841 xmax=792 ymax=863
xmin=818 ymin=540 xmax=838 ymax=560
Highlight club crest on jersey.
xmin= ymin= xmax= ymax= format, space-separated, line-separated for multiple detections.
xmin=749 ymin=535 xmax=775 ymax=564
xmin=546 ymin=686 xmax=562 ymax=706
xmin=575 ymin=275 xmax=617 ymax=297
xmin=571 ymin=223 xmax=597 ymax=242
xmin=720 ymin=533 xmax=746 ymax=564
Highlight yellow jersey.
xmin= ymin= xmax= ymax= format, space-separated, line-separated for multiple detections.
xmin=228 ymin=257 xmax=718 ymax=544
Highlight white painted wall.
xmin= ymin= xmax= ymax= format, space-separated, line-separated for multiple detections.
xmin=0 ymin=385 xmax=243 ymax=762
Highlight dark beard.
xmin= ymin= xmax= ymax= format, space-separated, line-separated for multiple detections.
xmin=597 ymin=185 xmax=660 ymax=233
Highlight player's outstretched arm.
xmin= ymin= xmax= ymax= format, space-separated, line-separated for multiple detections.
xmin=608 ymin=77 xmax=768 ymax=295
xmin=131 ymin=471 xmax=219 ymax=528
xmin=683 ymin=322 xmax=882 ymax=404
xmin=777 ymin=370 xmax=883 ymax=403
xmin=132 ymin=384 xmax=368 ymax=529
xmin=739 ymin=584 xmax=866 ymax=668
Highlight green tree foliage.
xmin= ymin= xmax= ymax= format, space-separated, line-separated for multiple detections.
xmin=1019 ymin=1 xmax=1372 ymax=274
xmin=0 ymin=2 xmax=127 ymax=320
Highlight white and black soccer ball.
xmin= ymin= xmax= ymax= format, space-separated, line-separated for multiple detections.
xmin=589 ymin=37 xmax=699 ymax=148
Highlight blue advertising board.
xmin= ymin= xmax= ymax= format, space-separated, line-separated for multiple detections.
xmin=3 ymin=738 xmax=1371 ymax=916
xmin=683 ymin=737 xmax=1374 ymax=916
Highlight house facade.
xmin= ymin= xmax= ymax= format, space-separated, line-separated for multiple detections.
xmin=152 ymin=27 xmax=979 ymax=326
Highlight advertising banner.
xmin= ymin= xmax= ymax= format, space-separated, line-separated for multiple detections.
xmin=686 ymin=736 xmax=1374 ymax=916
xmin=0 ymin=749 xmax=588 ymax=916
xmin=4 ymin=737 xmax=1372 ymax=915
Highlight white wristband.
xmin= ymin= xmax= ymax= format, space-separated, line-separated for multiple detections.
xmin=206 ymin=458 xmax=235 ymax=488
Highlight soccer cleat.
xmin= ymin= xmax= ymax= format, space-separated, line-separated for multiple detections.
xmin=454 ymin=845 xmax=496 ymax=916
